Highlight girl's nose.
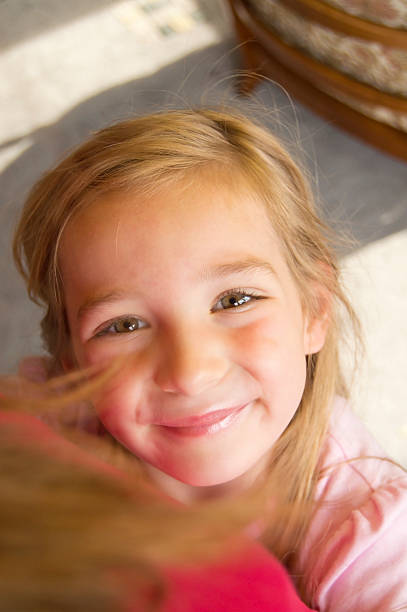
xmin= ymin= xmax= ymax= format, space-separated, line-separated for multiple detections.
xmin=153 ymin=325 xmax=230 ymax=396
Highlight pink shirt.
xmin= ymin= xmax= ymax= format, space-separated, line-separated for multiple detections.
xmin=296 ymin=397 xmax=407 ymax=611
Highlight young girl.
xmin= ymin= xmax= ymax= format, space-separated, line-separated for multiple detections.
xmin=13 ymin=108 xmax=407 ymax=611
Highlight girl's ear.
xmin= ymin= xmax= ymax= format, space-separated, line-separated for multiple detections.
xmin=304 ymin=281 xmax=332 ymax=356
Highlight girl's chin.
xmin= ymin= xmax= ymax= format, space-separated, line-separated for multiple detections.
xmin=145 ymin=459 xmax=265 ymax=502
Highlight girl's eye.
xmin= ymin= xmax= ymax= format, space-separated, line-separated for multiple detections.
xmin=95 ymin=316 xmax=147 ymax=337
xmin=220 ymin=293 xmax=252 ymax=308
xmin=212 ymin=291 xmax=263 ymax=312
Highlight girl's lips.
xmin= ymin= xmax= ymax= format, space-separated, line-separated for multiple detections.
xmin=157 ymin=404 xmax=250 ymax=438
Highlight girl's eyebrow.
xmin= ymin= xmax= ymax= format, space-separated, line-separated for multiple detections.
xmin=76 ymin=259 xmax=276 ymax=322
xmin=76 ymin=290 xmax=128 ymax=323
xmin=201 ymin=258 xmax=277 ymax=281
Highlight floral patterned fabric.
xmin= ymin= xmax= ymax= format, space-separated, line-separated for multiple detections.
xmin=322 ymin=0 xmax=407 ymax=29
xmin=248 ymin=0 xmax=407 ymax=96
xmin=333 ymin=92 xmax=407 ymax=132
xmin=246 ymin=0 xmax=407 ymax=132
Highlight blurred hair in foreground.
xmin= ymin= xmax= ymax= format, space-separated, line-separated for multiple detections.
xmin=0 ymin=366 xmax=313 ymax=612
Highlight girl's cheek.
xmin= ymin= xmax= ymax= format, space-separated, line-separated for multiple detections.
xmin=232 ymin=318 xmax=278 ymax=360
xmin=92 ymin=372 xmax=141 ymax=424
xmin=232 ymin=316 xmax=305 ymax=386
xmin=93 ymin=348 xmax=151 ymax=409
xmin=78 ymin=336 xmax=142 ymax=367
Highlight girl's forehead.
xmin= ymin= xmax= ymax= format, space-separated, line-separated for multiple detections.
xmin=60 ymin=180 xmax=280 ymax=266
xmin=63 ymin=178 xmax=275 ymax=245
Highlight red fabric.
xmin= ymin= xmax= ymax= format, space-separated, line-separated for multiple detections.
xmin=161 ymin=542 xmax=314 ymax=611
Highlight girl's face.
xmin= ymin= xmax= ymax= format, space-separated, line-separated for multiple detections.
xmin=59 ymin=178 xmax=327 ymax=501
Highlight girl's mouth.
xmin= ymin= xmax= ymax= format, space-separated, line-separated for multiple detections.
xmin=158 ymin=404 xmax=250 ymax=438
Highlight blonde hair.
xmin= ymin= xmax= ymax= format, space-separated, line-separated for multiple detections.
xmin=13 ymin=108 xmax=361 ymax=578
xmin=0 ymin=374 xmax=268 ymax=612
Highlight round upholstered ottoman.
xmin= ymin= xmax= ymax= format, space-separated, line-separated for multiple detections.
xmin=227 ymin=0 xmax=407 ymax=159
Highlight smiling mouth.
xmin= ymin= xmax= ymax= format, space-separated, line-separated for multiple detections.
xmin=158 ymin=404 xmax=250 ymax=438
